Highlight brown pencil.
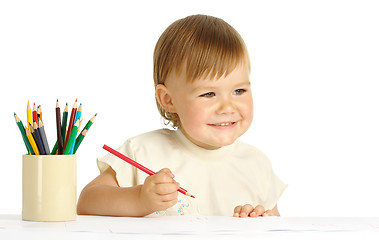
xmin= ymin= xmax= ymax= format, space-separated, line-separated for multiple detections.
xmin=56 ymin=99 xmax=64 ymax=154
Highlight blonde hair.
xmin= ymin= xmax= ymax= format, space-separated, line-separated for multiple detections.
xmin=153 ymin=14 xmax=250 ymax=128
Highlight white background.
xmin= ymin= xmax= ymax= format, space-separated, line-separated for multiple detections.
xmin=1 ymin=0 xmax=378 ymax=217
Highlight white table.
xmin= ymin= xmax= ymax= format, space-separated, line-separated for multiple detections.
xmin=1 ymin=214 xmax=379 ymax=239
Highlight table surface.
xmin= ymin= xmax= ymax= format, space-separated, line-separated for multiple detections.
xmin=1 ymin=214 xmax=379 ymax=239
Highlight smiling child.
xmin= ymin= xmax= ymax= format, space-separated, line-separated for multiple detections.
xmin=77 ymin=14 xmax=286 ymax=218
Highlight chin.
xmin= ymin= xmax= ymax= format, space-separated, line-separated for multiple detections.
xmin=213 ymin=138 xmax=237 ymax=148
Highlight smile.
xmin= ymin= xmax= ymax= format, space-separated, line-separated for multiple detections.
xmin=209 ymin=122 xmax=236 ymax=127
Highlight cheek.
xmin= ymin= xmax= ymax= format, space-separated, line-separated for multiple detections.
xmin=179 ymin=102 xmax=209 ymax=129
xmin=242 ymin=97 xmax=254 ymax=123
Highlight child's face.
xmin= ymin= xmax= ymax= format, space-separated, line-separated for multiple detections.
xmin=163 ymin=65 xmax=253 ymax=150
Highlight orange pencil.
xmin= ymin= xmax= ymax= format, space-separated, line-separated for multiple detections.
xmin=38 ymin=105 xmax=42 ymax=121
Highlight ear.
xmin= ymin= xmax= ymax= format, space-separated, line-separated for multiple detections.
xmin=155 ymin=84 xmax=176 ymax=113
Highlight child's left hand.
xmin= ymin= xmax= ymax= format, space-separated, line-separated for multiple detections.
xmin=233 ymin=204 xmax=273 ymax=218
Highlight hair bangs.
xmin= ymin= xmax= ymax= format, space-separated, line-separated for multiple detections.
xmin=174 ymin=16 xmax=250 ymax=82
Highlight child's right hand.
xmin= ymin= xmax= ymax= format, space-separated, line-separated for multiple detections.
xmin=139 ymin=168 xmax=180 ymax=213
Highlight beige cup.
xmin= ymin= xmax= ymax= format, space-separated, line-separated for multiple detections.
xmin=22 ymin=154 xmax=77 ymax=221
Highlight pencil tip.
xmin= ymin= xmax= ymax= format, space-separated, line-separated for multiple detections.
xmin=185 ymin=191 xmax=195 ymax=198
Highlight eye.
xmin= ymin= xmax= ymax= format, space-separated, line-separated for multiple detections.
xmin=233 ymin=89 xmax=247 ymax=95
xmin=199 ymin=92 xmax=216 ymax=98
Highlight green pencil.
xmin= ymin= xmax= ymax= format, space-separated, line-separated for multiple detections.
xmin=61 ymin=103 xmax=68 ymax=143
xmin=74 ymin=113 xmax=97 ymax=153
xmin=14 ymin=113 xmax=34 ymax=155
xmin=64 ymin=119 xmax=79 ymax=155
xmin=51 ymin=141 xmax=58 ymax=155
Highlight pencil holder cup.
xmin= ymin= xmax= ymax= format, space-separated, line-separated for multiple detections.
xmin=22 ymin=154 xmax=77 ymax=221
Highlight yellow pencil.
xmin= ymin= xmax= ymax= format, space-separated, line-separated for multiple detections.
xmin=27 ymin=101 xmax=33 ymax=131
xmin=25 ymin=126 xmax=40 ymax=155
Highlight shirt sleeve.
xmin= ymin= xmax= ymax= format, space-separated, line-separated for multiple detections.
xmin=261 ymin=165 xmax=287 ymax=210
xmin=97 ymin=139 xmax=137 ymax=187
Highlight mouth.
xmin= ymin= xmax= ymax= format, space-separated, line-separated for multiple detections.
xmin=209 ymin=122 xmax=237 ymax=127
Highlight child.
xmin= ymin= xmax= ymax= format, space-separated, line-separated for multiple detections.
xmin=77 ymin=14 xmax=287 ymax=218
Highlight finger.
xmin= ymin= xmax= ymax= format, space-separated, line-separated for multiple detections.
xmin=155 ymin=182 xmax=180 ymax=195
xmin=154 ymin=196 xmax=179 ymax=211
xmin=160 ymin=191 xmax=179 ymax=203
xmin=161 ymin=198 xmax=179 ymax=210
xmin=250 ymin=205 xmax=265 ymax=217
xmin=157 ymin=168 xmax=175 ymax=178
xmin=152 ymin=171 xmax=176 ymax=184
xmin=240 ymin=204 xmax=254 ymax=218
xmin=233 ymin=205 xmax=242 ymax=217
xmin=263 ymin=209 xmax=273 ymax=217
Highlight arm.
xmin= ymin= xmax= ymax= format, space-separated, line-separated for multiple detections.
xmin=77 ymin=167 xmax=179 ymax=217
xmin=233 ymin=204 xmax=280 ymax=218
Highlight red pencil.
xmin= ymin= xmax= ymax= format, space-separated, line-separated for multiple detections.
xmin=32 ymin=103 xmax=38 ymax=123
xmin=103 ymin=144 xmax=195 ymax=198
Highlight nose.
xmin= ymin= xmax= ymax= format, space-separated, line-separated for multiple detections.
xmin=216 ymin=96 xmax=235 ymax=115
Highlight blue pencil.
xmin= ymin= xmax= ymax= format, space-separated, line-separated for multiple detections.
xmin=32 ymin=122 xmax=46 ymax=155
xmin=38 ymin=119 xmax=50 ymax=155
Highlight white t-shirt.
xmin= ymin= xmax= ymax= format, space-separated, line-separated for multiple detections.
xmin=97 ymin=129 xmax=287 ymax=217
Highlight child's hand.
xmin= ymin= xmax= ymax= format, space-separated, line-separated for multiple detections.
xmin=233 ymin=204 xmax=273 ymax=218
xmin=139 ymin=168 xmax=180 ymax=213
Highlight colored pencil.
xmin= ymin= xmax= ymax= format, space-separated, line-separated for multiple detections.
xmin=50 ymin=102 xmax=68 ymax=154
xmin=74 ymin=113 xmax=97 ymax=153
xmin=64 ymin=119 xmax=79 ymax=155
xmin=103 ymin=144 xmax=195 ymax=198
xmin=32 ymin=103 xmax=38 ymax=124
xmin=25 ymin=126 xmax=39 ymax=155
xmin=69 ymin=103 xmax=82 ymax=154
xmin=49 ymin=102 xmax=70 ymax=155
xmin=27 ymin=101 xmax=33 ymax=132
xmin=38 ymin=119 xmax=50 ymax=155
xmin=78 ymin=119 xmax=83 ymax=131
xmin=14 ymin=113 xmax=33 ymax=154
xmin=32 ymin=122 xmax=46 ymax=155
xmin=61 ymin=103 xmax=68 ymax=142
xmin=51 ymin=142 xmax=58 ymax=155
xmin=63 ymin=99 xmax=77 ymax=152
xmin=39 ymin=105 xmax=42 ymax=121
xmin=56 ymin=99 xmax=64 ymax=154
xmin=37 ymin=105 xmax=41 ymax=121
